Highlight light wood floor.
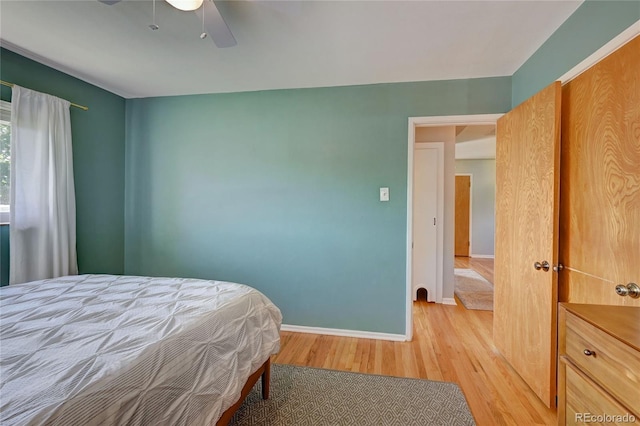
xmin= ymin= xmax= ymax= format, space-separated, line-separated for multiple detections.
xmin=455 ymin=256 xmax=494 ymax=284
xmin=273 ymin=258 xmax=557 ymax=426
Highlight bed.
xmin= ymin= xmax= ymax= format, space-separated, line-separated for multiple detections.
xmin=0 ymin=274 xmax=282 ymax=425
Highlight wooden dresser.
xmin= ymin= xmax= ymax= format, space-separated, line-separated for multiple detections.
xmin=558 ymin=304 xmax=640 ymax=425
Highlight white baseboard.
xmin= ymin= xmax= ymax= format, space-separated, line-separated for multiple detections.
xmin=442 ymin=298 xmax=457 ymax=306
xmin=280 ymin=324 xmax=407 ymax=342
xmin=471 ymin=254 xmax=494 ymax=259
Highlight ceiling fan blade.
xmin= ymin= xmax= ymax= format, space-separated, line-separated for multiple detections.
xmin=195 ymin=0 xmax=237 ymax=48
xmin=98 ymin=0 xmax=121 ymax=5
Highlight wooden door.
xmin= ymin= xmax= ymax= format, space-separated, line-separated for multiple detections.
xmin=455 ymin=175 xmax=471 ymax=256
xmin=494 ymin=81 xmax=561 ymax=408
xmin=559 ymin=35 xmax=640 ymax=307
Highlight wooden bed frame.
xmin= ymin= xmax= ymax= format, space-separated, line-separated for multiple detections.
xmin=215 ymin=358 xmax=271 ymax=426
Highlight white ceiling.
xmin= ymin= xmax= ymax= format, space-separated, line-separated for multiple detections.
xmin=455 ymin=125 xmax=496 ymax=159
xmin=456 ymin=125 xmax=495 ymax=143
xmin=0 ymin=0 xmax=583 ymax=99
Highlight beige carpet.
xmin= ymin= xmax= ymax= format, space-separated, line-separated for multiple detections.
xmin=454 ymin=268 xmax=494 ymax=311
xmin=230 ymin=364 xmax=475 ymax=426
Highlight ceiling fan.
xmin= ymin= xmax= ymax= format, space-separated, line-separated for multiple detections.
xmin=99 ymin=0 xmax=236 ymax=48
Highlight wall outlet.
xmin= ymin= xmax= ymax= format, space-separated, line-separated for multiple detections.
xmin=380 ymin=187 xmax=389 ymax=202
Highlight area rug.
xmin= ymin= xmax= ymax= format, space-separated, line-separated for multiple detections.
xmin=454 ymin=268 xmax=494 ymax=311
xmin=230 ymin=364 xmax=475 ymax=426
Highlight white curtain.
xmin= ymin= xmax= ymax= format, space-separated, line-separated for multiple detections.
xmin=10 ymin=86 xmax=78 ymax=285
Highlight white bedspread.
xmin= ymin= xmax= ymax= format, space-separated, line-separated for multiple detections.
xmin=0 ymin=274 xmax=282 ymax=425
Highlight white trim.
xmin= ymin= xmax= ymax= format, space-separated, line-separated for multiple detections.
xmin=559 ymin=19 xmax=640 ymax=85
xmin=442 ymin=298 xmax=457 ymax=306
xmin=406 ymin=114 xmax=502 ymax=341
xmin=471 ymin=254 xmax=495 ymax=259
xmin=412 ymin=114 xmax=504 ymax=127
xmin=406 ymin=121 xmax=415 ymax=341
xmin=280 ymin=324 xmax=407 ymax=342
xmin=455 ymin=173 xmax=473 ymax=256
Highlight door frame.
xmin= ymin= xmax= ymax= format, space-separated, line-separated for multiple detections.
xmin=455 ymin=173 xmax=473 ymax=257
xmin=406 ymin=114 xmax=502 ymax=340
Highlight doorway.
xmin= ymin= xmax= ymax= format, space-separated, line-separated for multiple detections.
xmin=405 ymin=114 xmax=502 ymax=340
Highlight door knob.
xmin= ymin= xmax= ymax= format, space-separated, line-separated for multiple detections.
xmin=534 ymin=261 xmax=550 ymax=271
xmin=627 ymin=283 xmax=640 ymax=298
xmin=616 ymin=283 xmax=640 ymax=298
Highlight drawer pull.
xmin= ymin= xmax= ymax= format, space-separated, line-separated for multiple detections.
xmin=583 ymin=349 xmax=595 ymax=357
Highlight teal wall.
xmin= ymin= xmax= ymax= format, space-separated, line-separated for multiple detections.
xmin=125 ymin=77 xmax=512 ymax=334
xmin=5 ymin=0 xmax=634 ymax=332
xmin=0 ymin=48 xmax=126 ymax=276
xmin=512 ymin=0 xmax=640 ymax=107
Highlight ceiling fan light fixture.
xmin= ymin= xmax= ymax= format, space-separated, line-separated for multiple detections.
xmin=166 ymin=0 xmax=204 ymax=12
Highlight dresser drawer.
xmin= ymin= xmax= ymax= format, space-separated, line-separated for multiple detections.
xmin=564 ymin=312 xmax=640 ymax=416
xmin=562 ymin=359 xmax=639 ymax=426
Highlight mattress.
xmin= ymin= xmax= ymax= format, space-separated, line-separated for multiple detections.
xmin=0 ymin=274 xmax=282 ymax=425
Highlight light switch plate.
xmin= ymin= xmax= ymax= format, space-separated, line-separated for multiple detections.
xmin=380 ymin=187 xmax=389 ymax=201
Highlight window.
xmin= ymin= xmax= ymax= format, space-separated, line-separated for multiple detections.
xmin=0 ymin=100 xmax=10 ymax=223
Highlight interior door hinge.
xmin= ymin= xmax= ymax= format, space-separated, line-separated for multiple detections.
xmin=433 ymin=218 xmax=436 ymax=226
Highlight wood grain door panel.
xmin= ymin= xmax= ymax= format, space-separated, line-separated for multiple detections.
xmin=559 ymin=35 xmax=640 ymax=306
xmin=494 ymin=81 xmax=561 ymax=408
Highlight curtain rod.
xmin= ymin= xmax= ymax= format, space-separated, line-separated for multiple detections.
xmin=0 ymin=80 xmax=89 ymax=111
